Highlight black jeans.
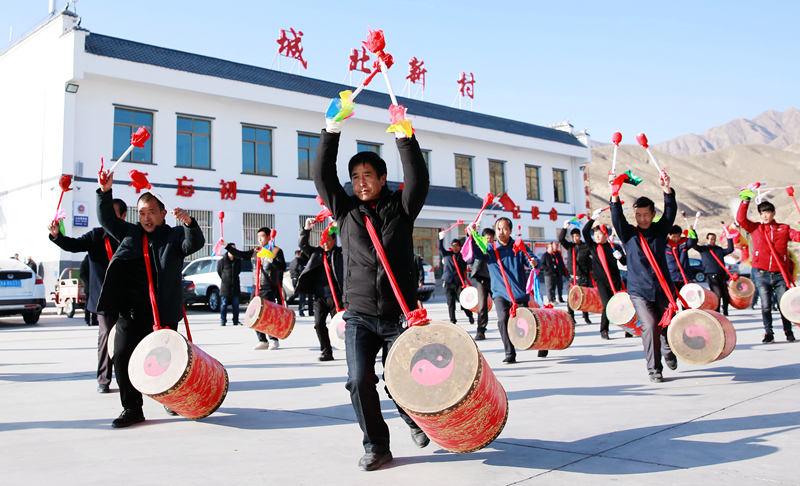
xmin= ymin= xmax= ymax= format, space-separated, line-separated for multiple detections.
xmin=256 ymin=287 xmax=280 ymax=343
xmin=630 ymin=295 xmax=674 ymax=374
xmin=755 ymin=269 xmax=792 ymax=334
xmin=343 ymin=310 xmax=419 ymax=453
xmin=473 ymin=276 xmax=491 ymax=332
xmin=705 ymin=273 xmax=730 ymax=315
xmin=97 ymin=313 xmax=117 ymax=386
xmin=493 ymin=296 xmax=529 ymax=360
xmin=444 ymin=281 xmax=473 ymax=323
xmin=596 ymin=279 xmax=614 ymax=334
xmin=314 ymin=296 xmax=338 ymax=355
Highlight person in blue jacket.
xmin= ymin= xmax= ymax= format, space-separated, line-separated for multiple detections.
xmin=466 ymin=217 xmax=540 ymax=364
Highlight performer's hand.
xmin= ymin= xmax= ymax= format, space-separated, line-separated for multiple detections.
xmin=98 ymin=170 xmax=113 ymax=193
xmin=613 ymin=250 xmax=623 ymax=260
xmin=660 ymin=170 xmax=671 ymax=193
xmin=325 ymin=119 xmax=342 ymax=134
xmin=173 ymin=208 xmax=192 ymax=226
xmin=47 ymin=220 xmax=59 ymax=237
xmin=592 ymin=209 xmax=603 ymax=220
xmin=465 ymin=222 xmax=479 ymax=236
xmin=305 ymin=218 xmax=315 ymax=230
xmin=607 ymin=170 xmax=616 ymax=187
xmin=563 ymin=220 xmax=570 ymax=229
xmin=438 ymin=231 xmax=445 ymax=240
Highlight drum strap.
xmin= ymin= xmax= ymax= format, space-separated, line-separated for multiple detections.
xmin=493 ymin=243 xmax=520 ymax=318
xmin=322 ymin=250 xmax=344 ymax=312
xmin=104 ymin=235 xmax=114 ymax=262
xmin=182 ymin=305 xmax=193 ymax=342
xmin=255 ymin=255 xmax=261 ymax=297
xmin=763 ymin=230 xmax=794 ymax=288
xmin=670 ymin=245 xmax=690 ymax=284
xmin=596 ymin=225 xmax=620 ymax=293
xmin=706 ymin=247 xmax=738 ymax=284
xmin=452 ymin=256 xmax=470 ymax=289
xmin=141 ymin=233 xmax=162 ymax=332
xmin=362 ymin=215 xmax=429 ymax=327
xmin=571 ymin=248 xmax=577 ymax=287
xmin=637 ymin=231 xmax=689 ymax=327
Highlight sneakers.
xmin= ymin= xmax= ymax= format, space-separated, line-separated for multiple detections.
xmin=220 ymin=321 xmax=226 ymax=326
xmin=625 ymin=332 xmax=634 ymax=338
xmin=318 ymin=352 xmax=334 ymax=361
xmin=233 ymin=321 xmax=242 ymax=326
xmin=358 ymin=451 xmax=393 ymax=471
xmin=254 ymin=342 xmax=270 ymax=350
xmin=97 ymin=384 xmax=110 ymax=394
xmin=665 ymin=355 xmax=678 ymax=371
xmin=649 ymin=372 xmax=663 ymax=383
xmin=584 ymin=316 xmax=592 ymax=325
xmin=468 ymin=316 xmax=475 ymax=324
xmin=268 ymin=340 xmax=280 ymax=350
xmin=111 ymin=408 xmax=145 ymax=428
xmin=762 ymin=333 xmax=775 ymax=344
xmin=164 ymin=405 xmax=179 ymax=416
xmin=410 ymin=426 xmax=430 ymax=448
xmin=537 ymin=350 xmax=548 ymax=358
xmin=502 ymin=356 xmax=516 ymax=364
xmin=600 ymin=331 xmax=609 ymax=340
xmin=475 ymin=331 xmax=485 ymax=341
xmin=787 ymin=331 xmax=796 ymax=343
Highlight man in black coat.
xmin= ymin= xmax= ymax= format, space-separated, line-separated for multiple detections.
xmin=438 ymin=234 xmax=474 ymax=325
xmin=687 ymin=231 xmax=734 ymax=316
xmin=79 ymin=255 xmax=98 ymax=326
xmin=217 ymin=244 xmax=242 ymax=326
xmin=297 ymin=219 xmax=343 ymax=361
xmin=225 ymin=230 xmax=287 ymax=350
xmin=48 ymin=198 xmax=127 ymax=393
xmin=541 ymin=243 xmax=559 ymax=304
xmin=559 ymin=223 xmax=592 ymax=324
xmin=313 ymin=110 xmax=430 ymax=471
xmin=289 ymin=250 xmax=311 ymax=317
xmin=95 ymin=171 xmax=205 ymax=427
xmin=583 ymin=215 xmax=627 ymax=340
xmin=610 ymin=170 xmax=678 ymax=383
xmin=468 ymin=228 xmax=494 ymax=340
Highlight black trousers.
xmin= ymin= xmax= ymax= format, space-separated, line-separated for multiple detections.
xmin=444 ymin=281 xmax=473 ymax=323
xmin=705 ymin=273 xmax=730 ymax=315
xmin=596 ymin=280 xmax=614 ymax=334
xmin=97 ymin=313 xmax=117 ymax=386
xmin=256 ymin=287 xmax=280 ymax=343
xmin=473 ymin=276 xmax=491 ymax=332
xmin=113 ymin=312 xmax=178 ymax=410
xmin=493 ymin=296 xmax=529 ymax=360
xmin=630 ymin=295 xmax=674 ymax=374
xmin=313 ymin=296 xmax=338 ymax=355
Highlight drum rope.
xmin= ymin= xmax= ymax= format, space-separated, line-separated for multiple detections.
xmin=598 ymin=224 xmax=626 ymax=292
xmin=452 ymin=256 xmax=471 ymax=289
xmin=255 ymin=256 xmax=261 ymax=297
xmin=182 ymin=305 xmax=193 ymax=342
xmin=571 ymin=248 xmax=577 ymax=288
xmin=322 ymin=250 xmax=344 ymax=312
xmin=363 ymin=215 xmax=429 ymax=327
xmin=141 ymin=233 xmax=162 ymax=332
xmin=493 ymin=243 xmax=519 ymax=318
xmin=670 ymin=244 xmax=690 ymax=284
xmin=706 ymin=246 xmax=739 ymax=284
xmin=763 ymin=229 xmax=795 ymax=288
xmin=637 ymin=231 xmax=689 ymax=327
xmin=104 ymin=235 xmax=114 ymax=262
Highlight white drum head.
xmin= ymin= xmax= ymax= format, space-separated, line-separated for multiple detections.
xmin=329 ymin=310 xmax=347 ymax=350
xmin=128 ymin=329 xmax=191 ymax=396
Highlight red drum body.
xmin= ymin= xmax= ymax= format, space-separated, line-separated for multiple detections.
xmin=779 ymin=287 xmax=800 ymax=325
xmin=459 ymin=286 xmax=492 ymax=313
xmin=508 ymin=307 xmax=575 ymax=351
xmin=680 ymin=283 xmax=719 ymax=310
xmin=667 ymin=310 xmax=736 ymax=364
xmin=606 ymin=292 xmax=643 ymax=336
xmin=729 ymin=276 xmax=755 ymax=309
xmin=328 ymin=310 xmax=347 ymax=350
xmin=568 ymin=286 xmax=603 ymax=314
xmin=385 ymin=321 xmax=508 ymax=453
xmin=129 ymin=329 xmax=228 ymax=419
xmin=244 ymin=296 xmax=295 ymax=339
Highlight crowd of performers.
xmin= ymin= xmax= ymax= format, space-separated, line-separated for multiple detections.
xmin=46 ymin=104 xmax=800 ymax=472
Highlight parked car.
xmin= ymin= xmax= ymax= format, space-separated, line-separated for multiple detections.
xmin=0 ymin=259 xmax=46 ymax=324
xmin=688 ymin=258 xmax=706 ymax=282
xmin=182 ymin=256 xmax=253 ymax=312
xmin=182 ymin=278 xmax=197 ymax=306
xmin=418 ymin=260 xmax=436 ymax=302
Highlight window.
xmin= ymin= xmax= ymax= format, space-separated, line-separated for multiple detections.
xmin=125 ymin=206 xmax=138 ymax=224
xmin=299 ymin=215 xmax=325 ymax=247
xmin=242 ymin=213 xmax=276 ymax=250
xmin=529 ymin=227 xmax=545 ymax=241
xmin=526 ymin=165 xmax=541 ymax=200
xmin=113 ymin=108 xmax=153 ymax=163
xmin=242 ymin=126 xmax=272 ymax=175
xmin=184 ymin=210 xmax=213 ymax=261
xmin=455 ymin=155 xmax=473 ymax=192
xmin=421 ymin=150 xmax=431 ymax=173
xmin=298 ymin=133 xmax=319 ymax=180
xmin=177 ymin=117 xmax=211 ymax=169
xmin=489 ymin=160 xmax=505 ymax=195
xmin=553 ymin=169 xmax=568 ymax=203
xmin=357 ymin=142 xmax=381 ymax=156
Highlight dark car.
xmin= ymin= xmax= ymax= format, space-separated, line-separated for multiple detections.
xmin=182 ymin=278 xmax=197 ymax=306
xmin=688 ymin=258 xmax=705 ymax=282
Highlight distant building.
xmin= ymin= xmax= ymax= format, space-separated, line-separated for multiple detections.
xmin=0 ymin=8 xmax=590 ymax=293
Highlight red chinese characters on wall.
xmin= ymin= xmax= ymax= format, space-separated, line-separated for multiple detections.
xmin=407 ymin=57 xmax=427 ymax=90
xmin=276 ymin=28 xmax=307 ymax=69
xmin=349 ymin=46 xmax=371 ymax=74
xmin=260 ymin=184 xmax=276 ymax=203
xmin=549 ymin=208 xmax=559 ymax=221
xmin=176 ymin=176 xmax=194 ymax=197
xmin=220 ymin=180 xmax=237 ymax=200
xmin=457 ymin=72 xmax=475 ymax=99
xmin=531 ymin=206 xmax=540 ymax=220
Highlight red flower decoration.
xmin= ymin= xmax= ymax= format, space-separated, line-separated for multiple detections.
xmin=131 ymin=127 xmax=151 ymax=148
xmin=129 ymin=170 xmax=152 ymax=191
xmin=59 ymin=175 xmax=73 ymax=192
xmin=362 ymin=29 xmax=386 ymax=54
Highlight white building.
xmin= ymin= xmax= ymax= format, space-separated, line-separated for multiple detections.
xmin=0 ymin=8 xmax=591 ymax=293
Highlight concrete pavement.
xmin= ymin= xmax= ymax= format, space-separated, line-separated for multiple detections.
xmin=1 ymin=296 xmax=799 ymax=485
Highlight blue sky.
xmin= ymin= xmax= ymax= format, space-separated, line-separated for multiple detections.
xmin=3 ymin=0 xmax=798 ymax=144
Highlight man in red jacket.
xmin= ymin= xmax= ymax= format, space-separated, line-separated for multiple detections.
xmin=736 ymin=199 xmax=800 ymax=343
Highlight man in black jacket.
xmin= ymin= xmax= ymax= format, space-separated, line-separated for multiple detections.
xmin=224 ymin=230 xmax=287 ymax=350
xmin=313 ymin=110 xmax=430 ymax=471
xmin=79 ymin=255 xmax=98 ymax=326
xmin=95 ymin=171 xmax=205 ymax=427
xmin=48 ymin=198 xmax=127 ymax=393
xmin=289 ymin=250 xmax=311 ymax=317
xmin=583 ymin=215 xmax=627 ymax=339
xmin=217 ymin=244 xmax=242 ymax=326
xmin=438 ymin=234 xmax=474 ymax=325
xmin=297 ymin=219 xmax=343 ymax=361
xmin=610 ymin=170 xmax=678 ymax=383
xmin=559 ymin=222 xmax=592 ymax=324
xmin=687 ymin=231 xmax=734 ymax=315
xmin=468 ymin=228 xmax=494 ymax=340
xmin=541 ymin=243 xmax=558 ymax=304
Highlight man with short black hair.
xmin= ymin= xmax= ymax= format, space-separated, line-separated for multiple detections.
xmin=559 ymin=222 xmax=592 ymax=324
xmin=687 ymin=231 xmax=734 ymax=315
xmin=666 ymin=225 xmax=691 ymax=292
xmin=468 ymin=228 xmax=495 ymax=340
xmin=583 ymin=215 xmax=626 ymax=340
xmin=217 ymin=243 xmax=242 ymax=326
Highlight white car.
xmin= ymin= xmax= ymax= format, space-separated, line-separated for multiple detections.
xmin=182 ymin=256 xmax=254 ymax=312
xmin=0 ymin=259 xmax=46 ymax=323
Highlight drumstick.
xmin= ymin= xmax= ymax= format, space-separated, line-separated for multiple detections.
xmin=635 ymin=133 xmax=664 ymax=175
xmin=108 ymin=127 xmax=151 ymax=174
xmin=694 ymin=211 xmax=701 ymax=230
xmin=611 ymin=132 xmax=622 ymax=173
xmin=680 ymin=211 xmax=691 ymax=228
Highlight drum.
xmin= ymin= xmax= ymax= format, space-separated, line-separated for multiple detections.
xmin=667 ymin=309 xmax=736 ymax=365
xmin=108 ymin=324 xmax=117 ymax=359
xmin=328 ymin=310 xmax=347 ymax=350
xmin=728 ymin=276 xmax=756 ymax=309
xmin=244 ymin=296 xmax=295 ymax=339
xmin=568 ymin=286 xmax=603 ymax=314
xmin=508 ymin=307 xmax=575 ymax=351
xmin=606 ymin=292 xmax=643 ymax=337
xmin=459 ymin=286 xmax=492 ymax=313
xmin=680 ymin=283 xmax=719 ymax=310
xmin=528 ymin=295 xmax=540 ymax=309
xmin=779 ymin=287 xmax=800 ymax=324
xmin=128 ymin=329 xmax=228 ymax=419
xmin=385 ymin=320 xmax=507 ymax=453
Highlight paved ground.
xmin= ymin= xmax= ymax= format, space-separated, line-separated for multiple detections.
xmin=1 ymin=294 xmax=799 ymax=485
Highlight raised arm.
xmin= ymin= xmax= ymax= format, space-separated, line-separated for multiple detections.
xmin=49 ymin=228 xmax=94 ymax=253
xmin=398 ymin=135 xmax=430 ymax=220
xmin=312 ymin=130 xmax=350 ymax=221
xmin=582 ymin=219 xmax=596 ymax=250
xmin=299 ymin=228 xmax=314 ymax=258
xmin=97 ymin=189 xmax=132 ymax=243
xmin=736 ymin=199 xmax=759 ymax=234
xmin=225 ymin=244 xmax=254 ymax=261
xmin=181 ymin=218 xmax=206 ymax=256
xmin=722 ymin=236 xmax=734 ymax=256
xmin=610 ymin=200 xmax=634 ymax=244
xmin=558 ymin=227 xmax=573 ymax=250
xmin=438 ymin=237 xmax=454 ymax=257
